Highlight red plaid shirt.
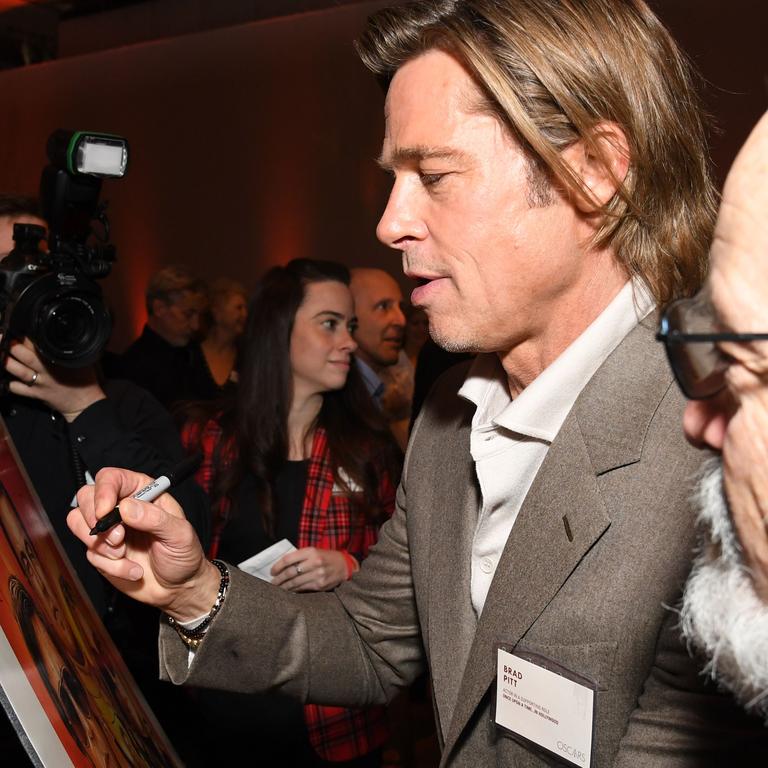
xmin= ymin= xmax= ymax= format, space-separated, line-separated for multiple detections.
xmin=181 ymin=418 xmax=394 ymax=761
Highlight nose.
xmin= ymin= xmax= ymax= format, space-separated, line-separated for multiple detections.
xmin=392 ymin=303 xmax=406 ymax=329
xmin=340 ymin=327 xmax=357 ymax=354
xmin=376 ymin=176 xmax=428 ymax=248
xmin=682 ymin=391 xmax=734 ymax=451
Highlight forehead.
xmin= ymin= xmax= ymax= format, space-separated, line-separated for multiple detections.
xmin=382 ymin=48 xmax=504 ymax=163
xmin=707 ymin=115 xmax=768 ymax=329
xmin=0 ymin=214 xmax=47 ymax=254
xmin=0 ymin=214 xmax=46 ymax=230
xmin=168 ymin=289 xmax=201 ymax=310
xmin=218 ymin=290 xmax=247 ymax=307
xmin=353 ymin=271 xmax=402 ymax=303
xmin=299 ymin=280 xmax=353 ymax=313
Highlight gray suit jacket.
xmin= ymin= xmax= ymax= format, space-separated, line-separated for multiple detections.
xmin=160 ymin=319 xmax=767 ymax=765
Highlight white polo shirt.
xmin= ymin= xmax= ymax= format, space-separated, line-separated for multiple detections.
xmin=458 ymin=279 xmax=655 ymax=616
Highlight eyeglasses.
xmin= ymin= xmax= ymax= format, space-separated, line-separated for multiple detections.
xmin=656 ymin=297 xmax=768 ymax=399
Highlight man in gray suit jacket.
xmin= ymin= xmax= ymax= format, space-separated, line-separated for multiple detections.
xmin=69 ymin=1 xmax=767 ymax=765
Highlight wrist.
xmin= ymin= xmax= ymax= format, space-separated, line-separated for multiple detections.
xmin=165 ymin=560 xmax=230 ymax=650
xmin=165 ymin=560 xmax=223 ymax=623
xmin=341 ymin=551 xmax=359 ymax=580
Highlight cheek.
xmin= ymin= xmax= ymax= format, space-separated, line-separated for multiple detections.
xmin=723 ymin=402 xmax=768 ymax=473
xmin=288 ymin=334 xmax=304 ymax=372
xmin=683 ymin=398 xmax=730 ymax=451
xmin=290 ymin=330 xmax=322 ymax=373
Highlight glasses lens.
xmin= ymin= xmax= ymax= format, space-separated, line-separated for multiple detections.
xmin=663 ymin=299 xmax=727 ymax=398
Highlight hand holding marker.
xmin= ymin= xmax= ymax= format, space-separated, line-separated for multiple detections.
xmin=89 ymin=453 xmax=202 ymax=535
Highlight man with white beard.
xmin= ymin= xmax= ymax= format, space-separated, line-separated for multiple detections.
xmin=657 ymin=111 xmax=768 ymax=717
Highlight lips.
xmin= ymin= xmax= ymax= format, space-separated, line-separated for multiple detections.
xmin=404 ymin=267 xmax=445 ymax=283
xmin=404 ymin=267 xmax=449 ymax=307
xmin=411 ymin=277 xmax=448 ymax=306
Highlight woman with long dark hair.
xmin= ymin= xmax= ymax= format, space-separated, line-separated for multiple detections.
xmin=181 ymin=258 xmax=401 ymax=767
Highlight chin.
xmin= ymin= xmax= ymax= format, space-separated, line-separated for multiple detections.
xmin=323 ymin=375 xmax=348 ymax=392
xmin=428 ymin=320 xmax=481 ymax=354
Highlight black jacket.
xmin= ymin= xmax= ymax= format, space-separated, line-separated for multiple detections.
xmin=1 ymin=378 xmax=210 ymax=613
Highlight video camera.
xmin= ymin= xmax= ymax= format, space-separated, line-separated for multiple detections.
xmin=0 ymin=130 xmax=128 ymax=369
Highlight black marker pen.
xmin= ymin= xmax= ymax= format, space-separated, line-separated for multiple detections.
xmin=89 ymin=452 xmax=202 ymax=535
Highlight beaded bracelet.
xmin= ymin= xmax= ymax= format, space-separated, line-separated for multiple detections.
xmin=164 ymin=559 xmax=230 ymax=651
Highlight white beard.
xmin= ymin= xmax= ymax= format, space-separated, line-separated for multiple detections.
xmin=680 ymin=456 xmax=768 ymax=719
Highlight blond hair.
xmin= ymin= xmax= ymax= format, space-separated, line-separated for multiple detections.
xmin=356 ymin=0 xmax=717 ymax=305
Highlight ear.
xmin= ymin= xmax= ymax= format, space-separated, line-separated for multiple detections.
xmin=561 ymin=121 xmax=630 ymax=213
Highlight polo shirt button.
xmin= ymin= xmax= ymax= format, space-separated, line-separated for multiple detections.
xmin=480 ymin=557 xmax=493 ymax=574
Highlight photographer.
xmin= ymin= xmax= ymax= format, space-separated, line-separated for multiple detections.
xmin=0 ymin=193 xmax=210 ymax=763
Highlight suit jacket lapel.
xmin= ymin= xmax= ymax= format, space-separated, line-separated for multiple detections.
xmin=439 ymin=318 xmax=672 ymax=759
xmin=441 ymin=413 xmax=610 ymax=755
xmin=423 ymin=395 xmax=479 ymax=741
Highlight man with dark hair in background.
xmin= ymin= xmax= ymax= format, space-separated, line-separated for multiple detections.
xmin=69 ymin=2 xmax=767 ymax=765
xmin=112 ymin=264 xmax=219 ymax=410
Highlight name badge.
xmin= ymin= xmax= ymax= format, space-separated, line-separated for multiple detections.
xmin=494 ymin=646 xmax=596 ymax=767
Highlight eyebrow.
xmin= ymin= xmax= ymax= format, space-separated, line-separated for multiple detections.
xmin=313 ymin=310 xmax=346 ymax=320
xmin=376 ymin=145 xmax=470 ymax=171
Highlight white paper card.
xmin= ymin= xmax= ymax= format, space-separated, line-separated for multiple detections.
xmin=495 ymin=648 xmax=594 ymax=767
xmin=238 ymin=539 xmax=297 ymax=581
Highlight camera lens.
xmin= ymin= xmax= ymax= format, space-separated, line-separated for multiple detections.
xmin=36 ymin=292 xmax=111 ymax=367
xmin=44 ymin=296 xmax=96 ymax=352
xmin=5 ymin=271 xmax=112 ymax=368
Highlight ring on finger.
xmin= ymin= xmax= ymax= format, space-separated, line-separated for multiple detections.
xmin=28 ymin=372 xmax=39 ymax=386
xmin=295 ymin=564 xmax=303 ymax=576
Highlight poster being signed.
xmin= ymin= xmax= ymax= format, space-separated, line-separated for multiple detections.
xmin=0 ymin=417 xmax=181 ymax=767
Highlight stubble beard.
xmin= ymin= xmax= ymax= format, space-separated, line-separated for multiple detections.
xmin=680 ymin=456 xmax=768 ymax=719
xmin=429 ymin=326 xmax=477 ymax=354
xmin=425 ymin=308 xmax=483 ymax=354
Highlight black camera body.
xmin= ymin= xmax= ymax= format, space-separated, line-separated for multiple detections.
xmin=0 ymin=130 xmax=128 ymax=369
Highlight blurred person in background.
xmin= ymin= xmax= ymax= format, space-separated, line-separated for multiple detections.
xmin=181 ymin=258 xmax=402 ymax=767
xmin=349 ymin=268 xmax=405 ymax=407
xmin=404 ymin=306 xmax=429 ymax=366
xmin=380 ymin=305 xmax=429 ymax=451
xmin=199 ymin=277 xmax=248 ymax=393
xmin=110 ymin=265 xmax=217 ymax=410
